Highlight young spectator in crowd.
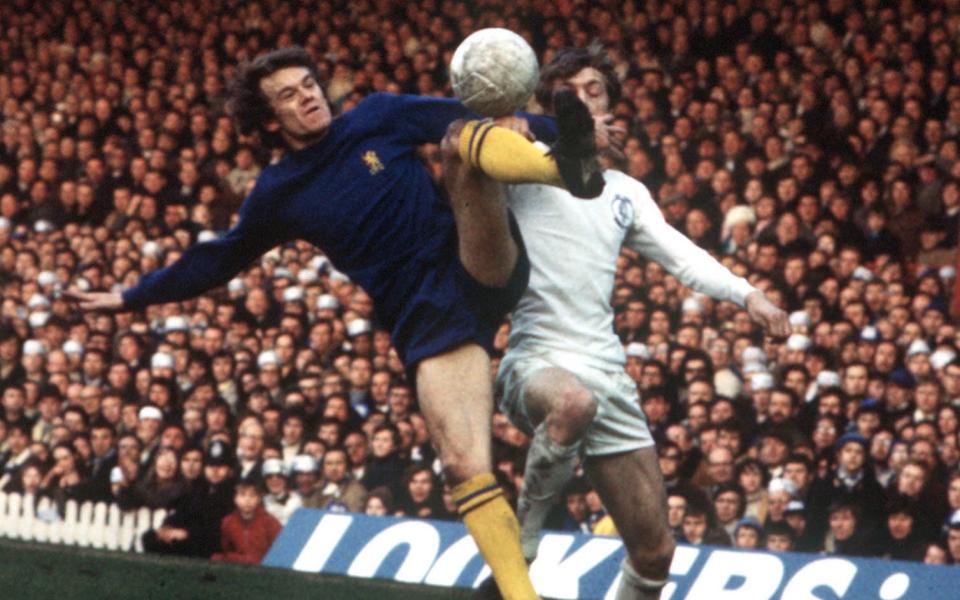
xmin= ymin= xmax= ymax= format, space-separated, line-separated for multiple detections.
xmin=733 ymin=517 xmax=762 ymax=550
xmin=364 ymin=487 xmax=395 ymax=517
xmin=212 ymin=479 xmax=282 ymax=564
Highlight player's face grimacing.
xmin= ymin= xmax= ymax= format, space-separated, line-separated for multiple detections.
xmin=554 ymin=67 xmax=609 ymax=118
xmin=261 ymin=66 xmax=332 ymax=150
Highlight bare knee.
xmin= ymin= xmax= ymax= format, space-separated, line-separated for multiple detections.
xmin=441 ymin=119 xmax=466 ymax=161
xmin=627 ymin=533 xmax=675 ymax=581
xmin=545 ymin=385 xmax=596 ymax=445
xmin=439 ymin=448 xmax=487 ymax=485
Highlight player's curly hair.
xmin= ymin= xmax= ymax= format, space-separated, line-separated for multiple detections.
xmin=534 ymin=41 xmax=622 ymax=114
xmin=226 ymin=46 xmax=323 ymax=143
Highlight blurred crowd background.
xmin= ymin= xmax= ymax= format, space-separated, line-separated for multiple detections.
xmin=1 ymin=0 xmax=960 ymax=565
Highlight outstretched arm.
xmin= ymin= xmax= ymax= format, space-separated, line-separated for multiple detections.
xmin=68 ymin=196 xmax=282 ymax=312
xmin=369 ymin=93 xmax=558 ymax=145
xmin=626 ymin=182 xmax=790 ymax=336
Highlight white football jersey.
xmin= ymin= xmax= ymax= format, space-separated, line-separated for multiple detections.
xmin=504 ymin=169 xmax=756 ymax=369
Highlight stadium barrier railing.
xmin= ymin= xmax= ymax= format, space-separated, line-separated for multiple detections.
xmin=0 ymin=492 xmax=166 ymax=553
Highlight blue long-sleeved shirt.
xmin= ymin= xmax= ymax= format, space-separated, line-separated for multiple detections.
xmin=123 ymin=93 xmax=554 ymax=336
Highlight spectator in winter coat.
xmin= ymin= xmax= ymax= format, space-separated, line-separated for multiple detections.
xmin=213 ymin=479 xmax=282 ymax=564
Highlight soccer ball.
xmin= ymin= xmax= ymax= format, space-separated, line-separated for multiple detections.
xmin=449 ymin=28 xmax=539 ymax=118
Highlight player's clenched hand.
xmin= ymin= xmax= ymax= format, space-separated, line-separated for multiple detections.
xmin=64 ymin=289 xmax=125 ymax=312
xmin=493 ymin=116 xmax=533 ymax=141
xmin=595 ymin=114 xmax=625 ymax=161
xmin=745 ymin=290 xmax=790 ymax=337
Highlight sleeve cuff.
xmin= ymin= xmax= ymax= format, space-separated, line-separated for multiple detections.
xmin=121 ymin=288 xmax=143 ymax=311
xmin=731 ymin=278 xmax=759 ymax=307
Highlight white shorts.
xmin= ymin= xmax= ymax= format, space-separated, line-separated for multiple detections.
xmin=495 ymin=350 xmax=654 ymax=456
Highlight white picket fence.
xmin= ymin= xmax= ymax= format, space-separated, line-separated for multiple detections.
xmin=0 ymin=492 xmax=166 ymax=553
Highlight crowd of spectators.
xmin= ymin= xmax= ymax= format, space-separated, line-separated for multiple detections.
xmin=1 ymin=0 xmax=960 ymax=565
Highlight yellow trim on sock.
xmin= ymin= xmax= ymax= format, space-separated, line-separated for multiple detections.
xmin=457 ymin=487 xmax=503 ymax=515
xmin=456 ymin=120 xmax=563 ymax=187
xmin=451 ymin=472 xmax=498 ymax=504
xmin=456 ymin=474 xmax=539 ymax=600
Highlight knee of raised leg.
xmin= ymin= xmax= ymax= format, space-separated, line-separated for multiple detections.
xmin=441 ymin=120 xmax=466 ymax=159
xmin=557 ymin=385 xmax=597 ymax=429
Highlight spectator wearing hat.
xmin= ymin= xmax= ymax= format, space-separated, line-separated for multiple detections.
xmin=852 ymin=398 xmax=883 ymax=439
xmin=623 ymin=342 xmax=649 ymax=383
xmin=290 ymin=453 xmax=321 ymax=504
xmin=783 ymin=499 xmax=819 ymax=552
xmin=733 ymin=516 xmax=763 ymax=550
xmin=20 ymin=339 xmax=47 ymax=385
xmin=345 ymin=318 xmax=373 ymax=358
xmin=763 ymin=476 xmax=797 ymax=530
xmin=256 ymin=350 xmax=283 ymax=403
xmin=236 ymin=418 xmax=265 ymax=482
xmin=149 ymin=352 xmax=176 ymax=381
xmin=136 ymin=404 xmax=165 ymax=469
xmin=944 ymin=503 xmax=960 ymax=559
xmin=904 ymin=339 xmax=933 ymax=379
xmin=262 ymin=458 xmax=300 ymax=525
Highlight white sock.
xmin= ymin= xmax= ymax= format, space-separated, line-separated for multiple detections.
xmin=518 ymin=423 xmax=580 ymax=561
xmin=616 ymin=557 xmax=668 ymax=600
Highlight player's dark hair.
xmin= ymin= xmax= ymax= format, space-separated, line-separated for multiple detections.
xmin=535 ymin=42 xmax=622 ymax=113
xmin=227 ymin=46 xmax=323 ymax=143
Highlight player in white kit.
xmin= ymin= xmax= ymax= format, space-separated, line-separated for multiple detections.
xmin=495 ymin=47 xmax=790 ymax=600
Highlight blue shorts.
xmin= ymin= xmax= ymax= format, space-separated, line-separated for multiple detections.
xmin=388 ymin=212 xmax=530 ymax=375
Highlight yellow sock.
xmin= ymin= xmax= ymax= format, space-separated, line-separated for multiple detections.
xmin=458 ymin=120 xmax=563 ymax=187
xmin=452 ymin=473 xmax=538 ymax=600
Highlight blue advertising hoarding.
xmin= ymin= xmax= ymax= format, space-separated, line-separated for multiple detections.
xmin=263 ymin=509 xmax=958 ymax=599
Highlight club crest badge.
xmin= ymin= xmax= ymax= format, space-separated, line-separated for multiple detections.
xmin=611 ymin=194 xmax=634 ymax=229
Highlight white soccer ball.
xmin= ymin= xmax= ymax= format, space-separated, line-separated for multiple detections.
xmin=449 ymin=28 xmax=539 ymax=117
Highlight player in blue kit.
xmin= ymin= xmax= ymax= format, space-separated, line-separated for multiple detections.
xmin=67 ymin=46 xmax=599 ymax=600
